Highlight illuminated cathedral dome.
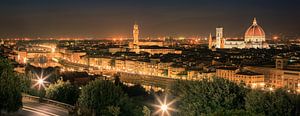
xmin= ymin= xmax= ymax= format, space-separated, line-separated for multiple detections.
xmin=244 ymin=18 xmax=266 ymax=46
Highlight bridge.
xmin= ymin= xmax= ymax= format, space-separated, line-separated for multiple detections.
xmin=118 ymin=72 xmax=177 ymax=89
xmin=59 ymin=59 xmax=178 ymax=89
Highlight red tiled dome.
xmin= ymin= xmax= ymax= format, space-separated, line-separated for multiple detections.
xmin=245 ymin=18 xmax=265 ymax=37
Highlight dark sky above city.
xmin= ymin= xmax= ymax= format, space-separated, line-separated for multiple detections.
xmin=0 ymin=0 xmax=299 ymax=38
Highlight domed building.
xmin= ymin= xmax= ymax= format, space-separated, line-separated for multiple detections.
xmin=244 ymin=18 xmax=268 ymax=48
xmin=209 ymin=17 xmax=269 ymax=49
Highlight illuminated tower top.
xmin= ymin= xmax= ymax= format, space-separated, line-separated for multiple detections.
xmin=133 ymin=23 xmax=139 ymax=46
xmin=216 ymin=27 xmax=223 ymax=40
xmin=216 ymin=27 xmax=223 ymax=48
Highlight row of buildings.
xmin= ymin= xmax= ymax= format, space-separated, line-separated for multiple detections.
xmin=54 ymin=43 xmax=300 ymax=91
xmin=215 ymin=58 xmax=300 ymax=91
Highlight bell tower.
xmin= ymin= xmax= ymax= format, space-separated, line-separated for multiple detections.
xmin=216 ymin=27 xmax=223 ymax=48
xmin=133 ymin=23 xmax=140 ymax=53
xmin=133 ymin=23 xmax=139 ymax=48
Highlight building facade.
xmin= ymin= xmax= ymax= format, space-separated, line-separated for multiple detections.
xmin=216 ymin=67 xmax=265 ymax=87
xmin=246 ymin=59 xmax=300 ymax=91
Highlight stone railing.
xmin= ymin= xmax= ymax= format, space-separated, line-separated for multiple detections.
xmin=22 ymin=94 xmax=76 ymax=114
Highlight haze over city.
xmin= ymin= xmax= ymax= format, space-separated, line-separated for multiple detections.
xmin=0 ymin=0 xmax=299 ymax=38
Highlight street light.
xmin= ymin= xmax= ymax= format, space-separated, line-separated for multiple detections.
xmin=269 ymin=87 xmax=274 ymax=92
xmin=32 ymin=71 xmax=50 ymax=90
xmin=160 ymin=104 xmax=168 ymax=112
xmin=38 ymin=78 xmax=44 ymax=85
xmin=32 ymin=70 xmax=51 ymax=102
xmin=153 ymin=95 xmax=177 ymax=116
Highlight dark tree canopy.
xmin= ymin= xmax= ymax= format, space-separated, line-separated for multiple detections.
xmin=171 ymin=77 xmax=248 ymax=115
xmin=45 ymin=80 xmax=79 ymax=105
xmin=170 ymin=77 xmax=300 ymax=116
xmin=245 ymin=89 xmax=300 ymax=116
xmin=78 ymin=79 xmax=142 ymax=116
xmin=0 ymin=58 xmax=22 ymax=113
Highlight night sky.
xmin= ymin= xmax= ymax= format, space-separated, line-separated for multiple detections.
xmin=0 ymin=0 xmax=299 ymax=38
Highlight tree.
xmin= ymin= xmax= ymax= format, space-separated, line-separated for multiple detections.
xmin=45 ymin=80 xmax=79 ymax=105
xmin=114 ymin=73 xmax=122 ymax=86
xmin=205 ymin=109 xmax=259 ymax=116
xmin=124 ymin=84 xmax=148 ymax=97
xmin=113 ymin=74 xmax=148 ymax=98
xmin=170 ymin=77 xmax=248 ymax=115
xmin=18 ymin=73 xmax=32 ymax=93
xmin=0 ymin=58 xmax=22 ymax=113
xmin=142 ymin=106 xmax=151 ymax=116
xmin=24 ymin=71 xmax=42 ymax=97
xmin=104 ymin=106 xmax=121 ymax=116
xmin=78 ymin=79 xmax=142 ymax=116
xmin=245 ymin=89 xmax=300 ymax=116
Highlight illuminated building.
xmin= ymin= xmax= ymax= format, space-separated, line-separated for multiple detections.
xmin=127 ymin=23 xmax=181 ymax=55
xmin=16 ymin=50 xmax=27 ymax=64
xmin=208 ymin=33 xmax=213 ymax=49
xmin=246 ymin=58 xmax=300 ymax=91
xmin=244 ymin=18 xmax=268 ymax=48
xmin=139 ymin=46 xmax=182 ymax=55
xmin=209 ymin=18 xmax=269 ymax=49
xmin=15 ymin=48 xmax=61 ymax=68
xmin=168 ymin=66 xmax=186 ymax=79
xmin=85 ymin=55 xmax=211 ymax=80
xmin=133 ymin=23 xmax=140 ymax=53
xmin=129 ymin=23 xmax=164 ymax=48
xmin=108 ymin=48 xmax=127 ymax=54
xmin=215 ymin=27 xmax=223 ymax=48
xmin=216 ymin=67 xmax=265 ymax=86
xmin=187 ymin=70 xmax=215 ymax=80
xmin=137 ymin=41 xmax=164 ymax=47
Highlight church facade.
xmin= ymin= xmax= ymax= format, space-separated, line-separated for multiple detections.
xmin=209 ymin=18 xmax=269 ymax=49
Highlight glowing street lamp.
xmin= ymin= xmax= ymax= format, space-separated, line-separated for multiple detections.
xmin=32 ymin=70 xmax=51 ymax=101
xmin=269 ymin=87 xmax=274 ymax=92
xmin=160 ymin=104 xmax=168 ymax=112
xmin=32 ymin=70 xmax=51 ymax=90
xmin=38 ymin=78 xmax=44 ymax=85
xmin=153 ymin=95 xmax=177 ymax=116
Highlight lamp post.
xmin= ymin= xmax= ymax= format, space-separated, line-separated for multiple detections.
xmin=32 ymin=71 xmax=50 ymax=102
xmin=160 ymin=104 xmax=168 ymax=114
xmin=153 ymin=95 xmax=177 ymax=116
xmin=37 ymin=78 xmax=45 ymax=102
xmin=37 ymin=78 xmax=45 ymax=90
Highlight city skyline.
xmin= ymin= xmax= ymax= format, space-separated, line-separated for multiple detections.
xmin=0 ymin=0 xmax=299 ymax=38
xmin=1 ymin=1 xmax=300 ymax=116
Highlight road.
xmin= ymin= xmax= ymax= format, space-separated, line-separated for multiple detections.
xmin=12 ymin=99 xmax=69 ymax=116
